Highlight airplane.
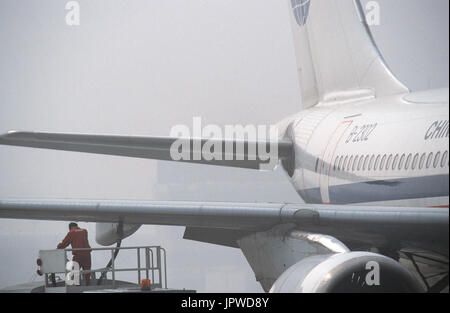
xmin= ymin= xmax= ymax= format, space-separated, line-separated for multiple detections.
xmin=0 ymin=0 xmax=448 ymax=293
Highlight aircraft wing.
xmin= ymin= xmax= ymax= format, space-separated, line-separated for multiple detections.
xmin=0 ymin=198 xmax=447 ymax=233
xmin=0 ymin=131 xmax=293 ymax=170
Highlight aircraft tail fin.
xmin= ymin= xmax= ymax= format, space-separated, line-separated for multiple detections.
xmin=287 ymin=0 xmax=409 ymax=107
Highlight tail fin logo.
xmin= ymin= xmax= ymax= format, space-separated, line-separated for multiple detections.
xmin=291 ymin=0 xmax=311 ymax=26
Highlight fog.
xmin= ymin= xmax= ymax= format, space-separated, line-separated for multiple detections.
xmin=0 ymin=0 xmax=448 ymax=292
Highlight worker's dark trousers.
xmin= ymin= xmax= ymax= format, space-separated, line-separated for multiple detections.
xmin=73 ymin=254 xmax=92 ymax=286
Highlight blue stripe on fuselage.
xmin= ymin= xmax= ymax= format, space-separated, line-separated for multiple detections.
xmin=298 ymin=174 xmax=449 ymax=204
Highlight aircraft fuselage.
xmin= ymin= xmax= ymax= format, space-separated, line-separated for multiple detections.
xmin=280 ymin=88 xmax=449 ymax=207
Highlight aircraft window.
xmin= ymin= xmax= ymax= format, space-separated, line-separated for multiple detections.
xmin=398 ymin=154 xmax=405 ymax=170
xmin=433 ymin=151 xmax=441 ymax=168
xmin=315 ymin=158 xmax=320 ymax=172
xmin=412 ymin=153 xmax=419 ymax=170
xmin=380 ymin=154 xmax=387 ymax=171
xmin=338 ymin=156 xmax=344 ymax=171
xmin=343 ymin=156 xmax=348 ymax=171
xmin=386 ymin=154 xmax=393 ymax=170
xmin=392 ymin=154 xmax=399 ymax=170
xmin=374 ymin=155 xmax=381 ymax=170
xmin=353 ymin=155 xmax=359 ymax=171
xmin=426 ymin=152 xmax=434 ymax=168
xmin=441 ymin=151 xmax=448 ymax=168
xmin=369 ymin=155 xmax=375 ymax=170
xmin=363 ymin=155 xmax=369 ymax=171
xmin=419 ymin=153 xmax=426 ymax=169
xmin=334 ymin=156 xmax=339 ymax=171
xmin=348 ymin=156 xmax=354 ymax=171
xmin=405 ymin=154 xmax=412 ymax=170
xmin=357 ymin=155 xmax=364 ymax=171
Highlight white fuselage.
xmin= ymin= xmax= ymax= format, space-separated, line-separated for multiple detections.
xmin=279 ymin=88 xmax=449 ymax=207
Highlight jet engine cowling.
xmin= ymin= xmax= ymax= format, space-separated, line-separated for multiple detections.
xmin=270 ymin=251 xmax=424 ymax=293
xmin=95 ymin=223 xmax=141 ymax=246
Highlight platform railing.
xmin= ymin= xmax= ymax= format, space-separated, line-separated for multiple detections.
xmin=55 ymin=246 xmax=167 ymax=289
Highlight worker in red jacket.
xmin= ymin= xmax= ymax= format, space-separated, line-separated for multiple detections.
xmin=57 ymin=222 xmax=92 ymax=286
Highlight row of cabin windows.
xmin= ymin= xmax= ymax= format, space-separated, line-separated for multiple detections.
xmin=330 ymin=151 xmax=449 ymax=173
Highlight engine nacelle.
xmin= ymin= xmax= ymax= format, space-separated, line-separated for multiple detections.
xmin=270 ymin=252 xmax=424 ymax=293
xmin=95 ymin=223 xmax=141 ymax=246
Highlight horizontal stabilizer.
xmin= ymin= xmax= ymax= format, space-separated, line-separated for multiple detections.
xmin=0 ymin=131 xmax=293 ymax=170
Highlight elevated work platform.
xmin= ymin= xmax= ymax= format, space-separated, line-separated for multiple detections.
xmin=1 ymin=245 xmax=195 ymax=293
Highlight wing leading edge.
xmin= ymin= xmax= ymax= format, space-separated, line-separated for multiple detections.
xmin=0 ymin=198 xmax=447 ymax=231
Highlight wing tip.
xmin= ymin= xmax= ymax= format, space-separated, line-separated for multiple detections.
xmin=0 ymin=130 xmax=26 ymax=142
xmin=3 ymin=130 xmax=28 ymax=137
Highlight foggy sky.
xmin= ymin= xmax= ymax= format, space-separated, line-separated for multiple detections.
xmin=0 ymin=0 xmax=448 ymax=292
